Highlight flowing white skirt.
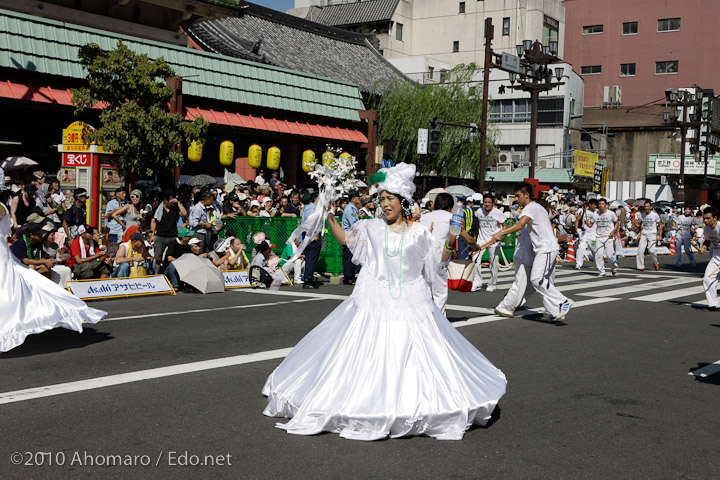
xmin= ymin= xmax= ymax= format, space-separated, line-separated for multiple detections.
xmin=262 ymin=274 xmax=507 ymax=440
xmin=0 ymin=240 xmax=106 ymax=353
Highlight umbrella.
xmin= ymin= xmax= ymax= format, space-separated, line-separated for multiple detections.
xmin=446 ymin=185 xmax=475 ymax=197
xmin=610 ymin=200 xmax=628 ymax=209
xmin=2 ymin=156 xmax=38 ymax=171
xmin=171 ymin=254 xmax=225 ymax=294
xmin=426 ymin=187 xmax=446 ymax=203
xmin=184 ymin=174 xmax=218 ymax=187
xmin=631 ymin=199 xmax=648 ymax=207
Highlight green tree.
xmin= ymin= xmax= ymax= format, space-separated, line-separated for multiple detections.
xmin=71 ymin=40 xmax=208 ymax=177
xmin=375 ymin=63 xmax=496 ymax=178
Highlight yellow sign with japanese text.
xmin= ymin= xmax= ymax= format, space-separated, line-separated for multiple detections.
xmin=61 ymin=121 xmax=109 ymax=153
xmin=573 ymin=150 xmax=599 ymax=178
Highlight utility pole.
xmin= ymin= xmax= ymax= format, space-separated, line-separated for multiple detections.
xmin=478 ymin=17 xmax=493 ymax=194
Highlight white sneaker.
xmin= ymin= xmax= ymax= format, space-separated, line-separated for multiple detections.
xmin=598 ymin=272 xmax=606 ymax=277
xmin=574 ymin=266 xmax=581 ymax=270
xmin=486 ymin=285 xmax=496 ymax=292
xmin=471 ymin=285 xmax=483 ymax=292
xmin=493 ymin=305 xmax=514 ymax=317
xmin=553 ymin=299 xmax=574 ymax=321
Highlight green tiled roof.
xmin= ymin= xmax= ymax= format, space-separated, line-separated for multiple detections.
xmin=0 ymin=8 xmax=365 ymax=121
xmin=486 ymin=168 xmax=574 ymax=184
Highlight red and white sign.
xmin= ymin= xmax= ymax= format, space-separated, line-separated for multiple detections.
xmin=62 ymin=153 xmax=91 ymax=167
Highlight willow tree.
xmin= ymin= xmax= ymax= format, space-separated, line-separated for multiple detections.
xmin=71 ymin=40 xmax=208 ymax=177
xmin=375 ymin=63 xmax=496 ymax=178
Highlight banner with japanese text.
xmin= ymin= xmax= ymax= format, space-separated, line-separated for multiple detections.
xmin=574 ymin=150 xmax=599 ymax=178
xmin=66 ymin=275 xmax=174 ymax=300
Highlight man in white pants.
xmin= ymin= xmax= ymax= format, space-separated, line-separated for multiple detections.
xmin=636 ymin=200 xmax=662 ymax=271
xmin=492 ymin=182 xmax=573 ymax=321
xmin=574 ymin=199 xmax=598 ymax=270
xmin=420 ymin=192 xmax=454 ymax=314
xmin=595 ymin=198 xmax=619 ymax=276
xmin=673 ymin=205 xmax=696 ymax=267
xmin=699 ymin=207 xmax=720 ymax=311
xmin=471 ymin=194 xmax=506 ymax=292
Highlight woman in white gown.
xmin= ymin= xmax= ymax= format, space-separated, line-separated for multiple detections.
xmin=262 ymin=163 xmax=506 ymax=440
xmin=0 ymin=198 xmax=106 ymax=353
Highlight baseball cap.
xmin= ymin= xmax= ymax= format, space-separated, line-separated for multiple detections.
xmin=250 ymin=200 xmax=261 ymax=208
xmin=26 ymin=213 xmax=45 ymax=224
xmin=188 ymin=237 xmax=202 ymax=245
xmin=27 ymin=223 xmax=44 ymax=235
xmin=178 ymin=227 xmax=195 ymax=238
xmin=41 ymin=224 xmax=55 ymax=237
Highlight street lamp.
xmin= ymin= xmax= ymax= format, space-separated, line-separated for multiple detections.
xmin=664 ymin=87 xmax=703 ymax=203
xmin=502 ymin=39 xmax=564 ymax=179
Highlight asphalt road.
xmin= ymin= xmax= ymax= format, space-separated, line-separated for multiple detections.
xmin=0 ymin=253 xmax=718 ymax=480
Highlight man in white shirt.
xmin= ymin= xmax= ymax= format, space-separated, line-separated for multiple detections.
xmin=188 ymin=192 xmax=213 ymax=252
xmin=699 ymin=207 xmax=720 ymax=311
xmin=575 ymin=199 xmax=599 ymax=270
xmin=471 ymin=194 xmax=506 ymax=292
xmin=420 ymin=192 xmax=454 ymax=313
xmin=635 ymin=201 xmax=662 ymax=271
xmin=491 ymin=182 xmax=573 ymax=321
xmin=595 ymin=198 xmax=619 ymax=276
xmin=672 ymin=205 xmax=696 ymax=267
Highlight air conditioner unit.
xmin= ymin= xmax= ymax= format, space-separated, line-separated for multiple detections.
xmin=538 ymin=159 xmax=550 ymax=168
xmin=499 ymin=153 xmax=509 ymax=162
xmin=612 ymin=85 xmax=622 ymax=104
xmin=511 ymin=153 xmax=524 ymax=165
xmin=497 ymin=164 xmax=513 ymax=172
xmin=603 ymin=86 xmax=612 ymax=104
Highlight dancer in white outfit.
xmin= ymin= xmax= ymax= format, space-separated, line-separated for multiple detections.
xmin=419 ymin=192 xmax=454 ymax=313
xmin=699 ymin=207 xmax=720 ymax=310
xmin=595 ymin=199 xmax=619 ymax=276
xmin=262 ymin=163 xmax=507 ymax=440
xmin=491 ymin=182 xmax=573 ymax=321
xmin=471 ymin=194 xmax=506 ymax=292
xmin=0 ymin=199 xmax=105 ymax=352
xmin=636 ymin=201 xmax=662 ymax=271
xmin=574 ymin=199 xmax=598 ymax=270
xmin=672 ymin=206 xmax=696 ymax=267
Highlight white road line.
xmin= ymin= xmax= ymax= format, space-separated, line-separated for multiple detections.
xmin=0 ymin=348 xmax=293 ymax=405
xmin=495 ymin=273 xmax=625 ymax=290
xmin=688 ymin=360 xmax=720 ymax=378
xmin=631 ymin=286 xmax=705 ymax=302
xmin=103 ymin=298 xmax=325 ymax=322
xmin=446 ymin=304 xmax=496 ymax=315
xmin=559 ymin=276 xmax=643 ymax=292
xmin=0 ymin=295 xmax=622 ymax=406
xmin=235 ymin=289 xmax=349 ymax=300
xmin=577 ymin=279 xmax=682 ymax=298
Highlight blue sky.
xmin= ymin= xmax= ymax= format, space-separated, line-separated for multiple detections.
xmin=251 ymin=0 xmax=295 ymax=13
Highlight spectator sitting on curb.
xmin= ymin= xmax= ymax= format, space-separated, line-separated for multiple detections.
xmin=66 ymin=224 xmax=113 ymax=279
xmin=9 ymin=222 xmax=55 ymax=278
xmin=280 ymin=237 xmax=305 ymax=284
xmin=112 ymin=232 xmax=156 ymax=278
xmin=162 ymin=227 xmax=194 ymax=290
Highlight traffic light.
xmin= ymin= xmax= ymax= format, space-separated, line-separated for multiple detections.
xmin=428 ymin=129 xmax=441 ymax=155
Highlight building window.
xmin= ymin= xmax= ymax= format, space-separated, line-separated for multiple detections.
xmin=459 ymin=2 xmax=465 ymax=14
xmin=396 ymin=23 xmax=403 ymax=41
xmin=655 ymin=60 xmax=678 ymax=75
xmin=452 ymin=41 xmax=460 ymax=53
xmin=620 ymin=63 xmax=636 ymax=76
xmin=489 ymin=99 xmax=531 ymax=123
xmin=426 ymin=66 xmax=434 ymax=81
xmin=502 ymin=17 xmax=510 ymax=36
xmin=582 ymin=24 xmax=604 ymax=35
xmin=538 ymin=97 xmax=564 ymax=127
xmin=658 ymin=17 xmax=681 ymax=32
xmin=622 ymin=21 xmax=638 ymax=35
xmin=581 ymin=65 xmax=602 ymax=75
xmin=439 ymin=69 xmax=448 ymax=82
xmin=543 ymin=15 xmax=559 ymax=46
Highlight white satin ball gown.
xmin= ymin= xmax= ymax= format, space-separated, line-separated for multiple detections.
xmin=262 ymin=218 xmax=507 ymax=440
xmin=0 ymin=202 xmax=106 ymax=353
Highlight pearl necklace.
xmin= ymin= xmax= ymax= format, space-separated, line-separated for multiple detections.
xmin=384 ymin=219 xmax=406 ymax=300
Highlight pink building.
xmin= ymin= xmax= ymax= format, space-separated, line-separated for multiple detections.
xmin=563 ymin=0 xmax=720 ymax=106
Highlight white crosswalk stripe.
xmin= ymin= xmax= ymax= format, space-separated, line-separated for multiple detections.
xmin=631 ymin=286 xmax=705 ymax=302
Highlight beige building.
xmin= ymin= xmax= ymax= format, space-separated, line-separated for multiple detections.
xmin=291 ymin=0 xmax=565 ymax=83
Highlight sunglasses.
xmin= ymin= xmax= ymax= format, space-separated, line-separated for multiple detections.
xmin=130 ymin=194 xmax=141 ymax=199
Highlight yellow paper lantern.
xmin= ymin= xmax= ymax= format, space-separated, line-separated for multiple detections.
xmin=248 ymin=144 xmax=262 ymax=169
xmin=188 ymin=141 xmax=203 ymax=162
xmin=219 ymin=140 xmax=234 ymax=166
xmin=302 ymin=149 xmax=316 ymax=173
xmin=339 ymin=151 xmax=352 ymax=162
xmin=267 ymin=146 xmax=281 ymax=170
xmin=322 ymin=151 xmax=336 ymax=167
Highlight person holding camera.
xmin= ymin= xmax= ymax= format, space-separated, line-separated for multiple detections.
xmin=151 ymin=190 xmax=187 ymax=266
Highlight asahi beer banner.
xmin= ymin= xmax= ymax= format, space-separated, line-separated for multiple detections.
xmin=67 ymin=275 xmax=175 ymax=300
xmin=223 ymin=269 xmax=292 ymax=289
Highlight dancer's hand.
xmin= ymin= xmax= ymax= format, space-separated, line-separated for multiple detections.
xmin=491 ymin=232 xmax=504 ymax=244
